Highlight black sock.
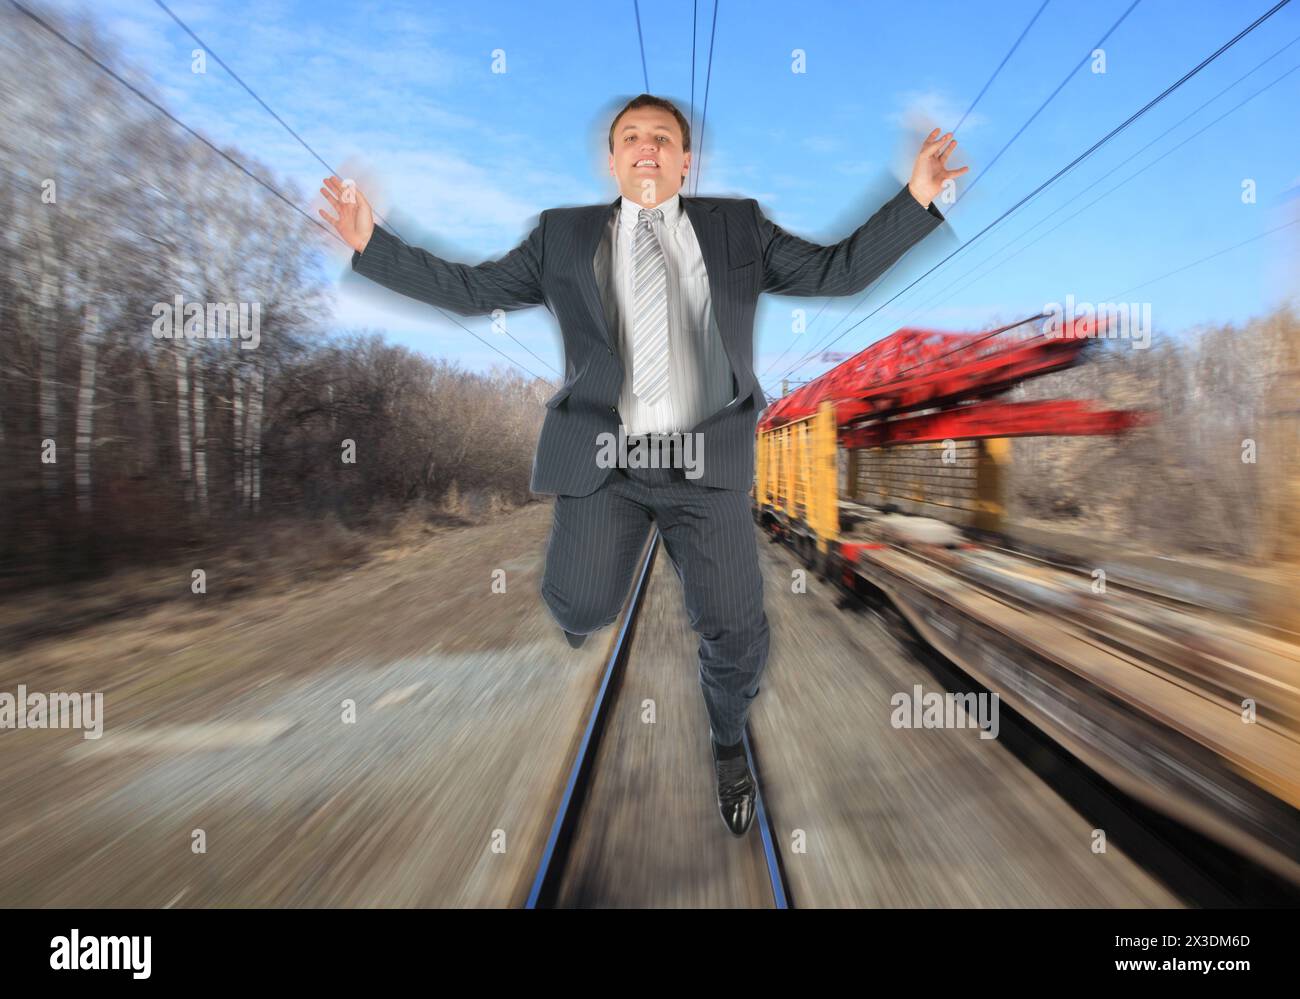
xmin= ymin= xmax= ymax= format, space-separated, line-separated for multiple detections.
xmin=713 ymin=738 xmax=745 ymax=760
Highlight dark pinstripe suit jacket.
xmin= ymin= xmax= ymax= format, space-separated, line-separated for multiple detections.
xmin=351 ymin=183 xmax=944 ymax=496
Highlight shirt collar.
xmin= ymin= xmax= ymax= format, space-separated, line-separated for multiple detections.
xmin=618 ymin=191 xmax=684 ymax=232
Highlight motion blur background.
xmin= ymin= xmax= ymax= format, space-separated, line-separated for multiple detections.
xmin=0 ymin=0 xmax=1296 ymax=907
xmin=2 ymin=0 xmax=1297 ymax=589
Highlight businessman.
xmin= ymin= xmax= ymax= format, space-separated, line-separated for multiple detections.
xmin=321 ymin=94 xmax=962 ymax=836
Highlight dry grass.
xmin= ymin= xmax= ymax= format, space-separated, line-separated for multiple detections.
xmin=0 ymin=498 xmax=531 ymax=654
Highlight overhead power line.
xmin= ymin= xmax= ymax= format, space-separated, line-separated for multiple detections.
xmin=152 ymin=0 xmax=557 ymax=376
xmin=953 ymin=0 xmax=1052 ymax=135
xmin=633 ymin=0 xmax=650 ymax=92
xmin=771 ymin=0 xmax=1292 ymax=388
xmin=693 ymin=0 xmax=719 ymax=196
xmin=759 ymin=0 xmax=1054 ymax=384
xmin=7 ymin=0 xmax=557 ymax=382
xmin=890 ymin=37 xmax=1300 ymax=336
xmin=151 ymin=0 xmax=408 ymax=243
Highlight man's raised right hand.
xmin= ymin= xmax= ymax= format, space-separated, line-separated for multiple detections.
xmin=319 ymin=175 xmax=376 ymax=254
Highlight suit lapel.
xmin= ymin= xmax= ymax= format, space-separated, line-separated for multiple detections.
xmin=676 ymin=195 xmax=738 ymax=366
xmin=573 ymin=193 xmax=743 ymax=394
xmin=575 ymin=197 xmax=620 ymax=353
xmin=681 ymin=195 xmax=739 ymax=386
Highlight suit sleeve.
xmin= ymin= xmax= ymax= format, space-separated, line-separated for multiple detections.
xmin=351 ymin=213 xmax=547 ymax=317
xmin=754 ymin=184 xmax=944 ymax=297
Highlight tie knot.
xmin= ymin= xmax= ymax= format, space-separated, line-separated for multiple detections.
xmin=638 ymin=207 xmax=663 ymax=225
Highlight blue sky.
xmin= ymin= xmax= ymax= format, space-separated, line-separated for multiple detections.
xmin=53 ymin=0 xmax=1300 ymax=393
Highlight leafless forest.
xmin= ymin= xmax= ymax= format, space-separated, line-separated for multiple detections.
xmin=0 ymin=5 xmax=552 ymax=593
xmin=1007 ymin=308 xmax=1298 ymax=561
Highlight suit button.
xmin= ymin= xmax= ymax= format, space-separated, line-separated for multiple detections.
xmin=606 ymin=346 xmax=613 ymax=354
xmin=609 ymin=406 xmax=616 ymax=413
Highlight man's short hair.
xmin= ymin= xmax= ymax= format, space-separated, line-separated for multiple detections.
xmin=607 ymin=94 xmax=692 ymax=154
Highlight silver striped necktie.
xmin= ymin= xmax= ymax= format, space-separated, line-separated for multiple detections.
xmin=631 ymin=207 xmax=669 ymax=408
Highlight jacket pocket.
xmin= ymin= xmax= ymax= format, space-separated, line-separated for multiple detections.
xmin=544 ymin=384 xmax=574 ymax=409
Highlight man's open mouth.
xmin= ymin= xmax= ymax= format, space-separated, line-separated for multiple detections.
xmin=634 ymin=159 xmax=659 ymax=168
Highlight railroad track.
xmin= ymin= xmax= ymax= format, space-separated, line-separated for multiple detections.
xmin=524 ymin=500 xmax=1299 ymax=905
xmin=525 ymin=529 xmax=791 ymax=909
xmin=748 ymin=510 xmax=1300 ymax=903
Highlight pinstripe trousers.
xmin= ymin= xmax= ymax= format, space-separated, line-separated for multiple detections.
xmin=540 ymin=458 xmax=770 ymax=747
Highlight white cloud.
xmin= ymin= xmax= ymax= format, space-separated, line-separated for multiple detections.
xmin=888 ymin=89 xmax=988 ymax=135
xmin=801 ymin=136 xmax=840 ymax=154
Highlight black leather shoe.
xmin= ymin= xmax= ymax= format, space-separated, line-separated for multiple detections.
xmin=712 ymin=744 xmax=756 ymax=836
xmin=562 ymin=629 xmax=587 ymax=649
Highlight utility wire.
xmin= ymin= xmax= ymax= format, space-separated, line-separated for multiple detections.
xmin=690 ymin=0 xmax=697 ymax=149
xmin=150 ymin=0 xmax=558 ymax=378
xmin=7 ymin=0 xmax=556 ymax=383
xmin=151 ymin=0 xmax=408 ymax=243
xmin=770 ymin=212 xmax=1300 ymax=406
xmin=693 ymin=0 xmax=719 ymax=196
xmin=770 ymin=0 xmax=1292 ymax=390
xmin=633 ymin=0 xmax=650 ymax=91
xmin=953 ymin=0 xmax=1052 ymax=135
xmin=958 ymin=0 xmax=1142 ymax=204
xmin=892 ymin=38 xmax=1300 ymax=335
xmin=761 ymin=0 xmax=1063 ymax=381
xmin=9 ymin=0 xmax=342 ymax=247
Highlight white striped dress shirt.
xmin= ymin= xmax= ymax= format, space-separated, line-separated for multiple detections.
xmin=606 ymin=192 xmax=736 ymax=436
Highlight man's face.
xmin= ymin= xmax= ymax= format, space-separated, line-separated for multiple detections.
xmin=608 ymin=107 xmax=690 ymax=206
